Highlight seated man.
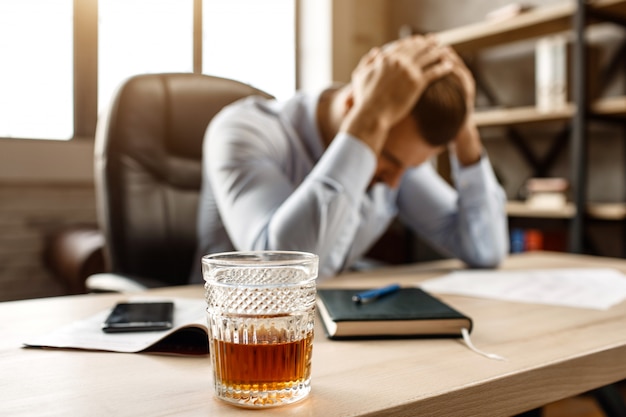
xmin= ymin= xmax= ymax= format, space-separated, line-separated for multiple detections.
xmin=191 ymin=35 xmax=508 ymax=282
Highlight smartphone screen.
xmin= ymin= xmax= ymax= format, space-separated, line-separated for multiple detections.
xmin=102 ymin=302 xmax=174 ymax=333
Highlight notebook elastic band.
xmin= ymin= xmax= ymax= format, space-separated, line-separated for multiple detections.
xmin=461 ymin=328 xmax=507 ymax=361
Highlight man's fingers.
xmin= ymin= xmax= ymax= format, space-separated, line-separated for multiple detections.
xmin=359 ymin=47 xmax=381 ymax=67
xmin=442 ymin=47 xmax=467 ymax=70
xmin=385 ymin=34 xmax=436 ymax=58
xmin=378 ymin=35 xmax=450 ymax=75
xmin=415 ymin=45 xmax=446 ymax=70
xmin=421 ymin=59 xmax=453 ymax=84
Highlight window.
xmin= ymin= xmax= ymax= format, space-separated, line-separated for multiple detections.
xmin=0 ymin=0 xmax=73 ymax=140
xmin=98 ymin=0 xmax=194 ymax=112
xmin=202 ymin=0 xmax=295 ymax=101
xmin=0 ymin=0 xmax=296 ymax=141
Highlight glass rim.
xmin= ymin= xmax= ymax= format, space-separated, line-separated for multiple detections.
xmin=202 ymin=250 xmax=317 ymax=266
xmin=202 ymin=250 xmax=318 ymax=288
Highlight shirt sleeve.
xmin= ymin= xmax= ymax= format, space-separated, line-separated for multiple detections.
xmin=268 ymin=133 xmax=377 ymax=278
xmin=397 ymin=153 xmax=509 ymax=268
xmin=207 ymin=108 xmax=377 ymax=278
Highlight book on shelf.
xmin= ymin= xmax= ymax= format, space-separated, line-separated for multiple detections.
xmin=316 ymin=287 xmax=472 ymax=340
xmin=510 ymin=228 xmax=567 ymax=253
xmin=536 ymin=35 xmax=568 ymax=112
xmin=535 ymin=35 xmax=600 ymax=113
xmin=23 ymin=298 xmax=209 ymax=356
xmin=524 ymin=177 xmax=569 ymax=210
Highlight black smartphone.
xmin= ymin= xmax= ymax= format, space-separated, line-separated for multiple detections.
xmin=102 ymin=302 xmax=174 ymax=333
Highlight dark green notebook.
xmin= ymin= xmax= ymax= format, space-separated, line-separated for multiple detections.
xmin=316 ymin=287 xmax=472 ymax=340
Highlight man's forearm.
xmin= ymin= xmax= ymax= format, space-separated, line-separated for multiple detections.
xmin=340 ymin=107 xmax=389 ymax=156
xmin=451 ymin=121 xmax=483 ymax=167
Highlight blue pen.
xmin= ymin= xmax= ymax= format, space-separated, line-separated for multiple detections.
xmin=352 ymin=283 xmax=401 ymax=304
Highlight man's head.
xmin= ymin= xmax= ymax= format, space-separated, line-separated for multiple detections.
xmin=324 ymin=37 xmax=471 ymax=189
xmin=412 ymin=72 xmax=467 ymax=147
xmin=372 ymin=72 xmax=467 ymax=188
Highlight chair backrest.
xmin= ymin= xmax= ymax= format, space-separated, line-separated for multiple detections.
xmin=94 ymin=73 xmax=272 ymax=286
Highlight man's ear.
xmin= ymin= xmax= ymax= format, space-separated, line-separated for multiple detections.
xmin=343 ymin=89 xmax=354 ymax=116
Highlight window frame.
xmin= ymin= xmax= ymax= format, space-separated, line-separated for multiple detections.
xmin=73 ymin=0 xmax=98 ymax=140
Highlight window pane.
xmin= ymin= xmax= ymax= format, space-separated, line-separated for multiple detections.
xmin=0 ymin=0 xmax=73 ymax=140
xmin=99 ymin=0 xmax=194 ymax=112
xmin=202 ymin=0 xmax=295 ymax=101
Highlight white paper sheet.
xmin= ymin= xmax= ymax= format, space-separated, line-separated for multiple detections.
xmin=24 ymin=297 xmax=206 ymax=353
xmin=419 ymin=268 xmax=626 ymax=310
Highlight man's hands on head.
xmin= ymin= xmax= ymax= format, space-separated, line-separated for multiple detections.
xmin=340 ymin=35 xmax=452 ymax=155
xmin=443 ymin=46 xmax=476 ymax=117
xmin=443 ymin=46 xmax=484 ymax=166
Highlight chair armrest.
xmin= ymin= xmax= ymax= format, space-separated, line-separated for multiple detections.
xmin=43 ymin=227 xmax=106 ymax=294
xmin=85 ymin=273 xmax=170 ymax=293
xmin=85 ymin=273 xmax=149 ymax=293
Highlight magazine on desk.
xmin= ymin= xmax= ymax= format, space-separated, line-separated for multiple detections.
xmin=23 ymin=298 xmax=209 ymax=356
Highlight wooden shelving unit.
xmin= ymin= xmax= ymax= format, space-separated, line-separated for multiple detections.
xmin=507 ymin=200 xmax=626 ymax=220
xmin=437 ymin=0 xmax=626 ymax=253
xmin=506 ymin=201 xmax=576 ymax=219
xmin=438 ymin=0 xmax=626 ymax=52
xmin=588 ymin=202 xmax=626 ymax=220
xmin=473 ymin=96 xmax=626 ymax=127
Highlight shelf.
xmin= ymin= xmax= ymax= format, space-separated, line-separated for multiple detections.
xmin=587 ymin=202 xmax=626 ymax=220
xmin=507 ymin=201 xmax=576 ymax=219
xmin=438 ymin=0 xmax=626 ymax=52
xmin=473 ymin=105 xmax=574 ymax=127
xmin=507 ymin=200 xmax=626 ymax=220
xmin=473 ymin=96 xmax=626 ymax=127
xmin=438 ymin=0 xmax=626 ymax=253
xmin=593 ymin=95 xmax=626 ymax=116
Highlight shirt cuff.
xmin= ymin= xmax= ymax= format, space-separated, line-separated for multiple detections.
xmin=450 ymin=152 xmax=501 ymax=200
xmin=308 ymin=132 xmax=376 ymax=203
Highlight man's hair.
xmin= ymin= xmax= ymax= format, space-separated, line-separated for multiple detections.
xmin=411 ymin=73 xmax=467 ymax=147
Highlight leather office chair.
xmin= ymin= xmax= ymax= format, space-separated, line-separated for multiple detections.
xmin=45 ymin=72 xmax=414 ymax=293
xmin=86 ymin=73 xmax=273 ymax=292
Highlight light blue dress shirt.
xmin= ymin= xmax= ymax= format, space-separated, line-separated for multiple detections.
xmin=191 ymin=91 xmax=509 ymax=282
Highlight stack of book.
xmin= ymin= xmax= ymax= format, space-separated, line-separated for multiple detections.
xmin=524 ymin=177 xmax=569 ymax=210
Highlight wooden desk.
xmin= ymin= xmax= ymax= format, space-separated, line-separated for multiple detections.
xmin=3 ymin=252 xmax=626 ymax=416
